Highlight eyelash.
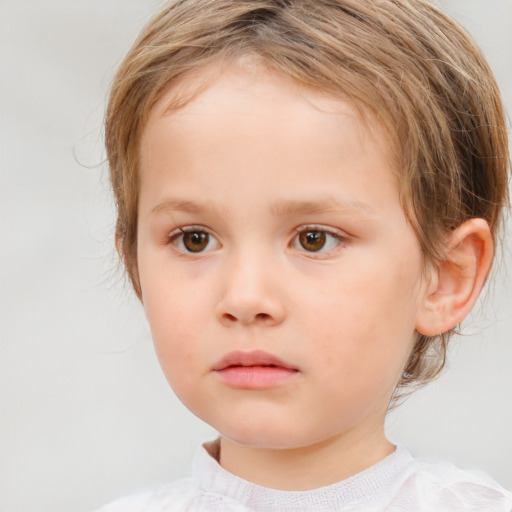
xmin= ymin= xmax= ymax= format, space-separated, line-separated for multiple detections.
xmin=167 ymin=225 xmax=347 ymax=255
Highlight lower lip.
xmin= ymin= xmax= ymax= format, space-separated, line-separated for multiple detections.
xmin=215 ymin=366 xmax=299 ymax=389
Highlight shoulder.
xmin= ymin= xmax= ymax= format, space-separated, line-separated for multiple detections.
xmin=392 ymin=451 xmax=512 ymax=511
xmin=97 ymin=478 xmax=198 ymax=512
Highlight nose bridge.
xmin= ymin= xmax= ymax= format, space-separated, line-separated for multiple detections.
xmin=216 ymin=241 xmax=285 ymax=327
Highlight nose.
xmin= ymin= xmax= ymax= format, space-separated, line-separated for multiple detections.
xmin=215 ymin=250 xmax=286 ymax=328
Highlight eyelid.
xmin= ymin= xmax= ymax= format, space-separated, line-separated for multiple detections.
xmin=168 ymin=224 xmax=209 ymax=237
xmin=293 ymin=224 xmax=348 ymax=240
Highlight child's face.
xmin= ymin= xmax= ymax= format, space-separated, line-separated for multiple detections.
xmin=137 ymin=59 xmax=430 ymax=450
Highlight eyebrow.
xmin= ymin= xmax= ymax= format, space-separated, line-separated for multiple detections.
xmin=150 ymin=196 xmax=376 ymax=217
xmin=151 ymin=199 xmax=204 ymax=215
xmin=269 ymin=197 xmax=376 ymax=216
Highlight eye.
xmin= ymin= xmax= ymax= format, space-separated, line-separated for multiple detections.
xmin=292 ymin=227 xmax=345 ymax=253
xmin=169 ymin=227 xmax=220 ymax=253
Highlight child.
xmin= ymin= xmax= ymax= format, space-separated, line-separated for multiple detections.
xmin=100 ymin=0 xmax=511 ymax=510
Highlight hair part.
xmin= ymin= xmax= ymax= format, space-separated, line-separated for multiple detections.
xmin=105 ymin=0 xmax=510 ymax=398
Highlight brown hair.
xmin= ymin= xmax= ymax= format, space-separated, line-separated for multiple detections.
xmin=105 ymin=0 xmax=509 ymax=394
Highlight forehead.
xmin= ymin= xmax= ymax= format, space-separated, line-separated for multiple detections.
xmin=139 ymin=58 xmax=401 ymax=218
xmin=147 ymin=56 xmax=395 ymax=159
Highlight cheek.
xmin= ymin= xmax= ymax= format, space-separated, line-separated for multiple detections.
xmin=146 ymin=303 xmax=207 ymax=406
xmin=140 ymin=271 xmax=206 ymax=380
xmin=140 ymin=252 xmax=201 ymax=335
xmin=303 ymin=257 xmax=420 ymax=375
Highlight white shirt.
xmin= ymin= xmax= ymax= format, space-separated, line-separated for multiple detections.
xmin=98 ymin=440 xmax=512 ymax=511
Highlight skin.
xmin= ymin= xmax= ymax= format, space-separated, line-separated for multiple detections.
xmin=135 ymin=57 xmax=468 ymax=490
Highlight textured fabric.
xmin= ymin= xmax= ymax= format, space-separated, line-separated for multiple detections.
xmin=98 ymin=440 xmax=512 ymax=512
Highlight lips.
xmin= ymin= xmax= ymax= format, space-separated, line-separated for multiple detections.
xmin=213 ymin=350 xmax=296 ymax=371
xmin=213 ymin=350 xmax=299 ymax=389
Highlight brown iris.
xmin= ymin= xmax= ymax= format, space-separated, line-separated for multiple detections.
xmin=183 ymin=231 xmax=209 ymax=252
xmin=299 ymin=230 xmax=327 ymax=251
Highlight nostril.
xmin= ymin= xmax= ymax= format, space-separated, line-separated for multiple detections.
xmin=221 ymin=312 xmax=272 ymax=324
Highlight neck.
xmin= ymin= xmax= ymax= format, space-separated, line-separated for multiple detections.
xmin=219 ymin=423 xmax=394 ymax=491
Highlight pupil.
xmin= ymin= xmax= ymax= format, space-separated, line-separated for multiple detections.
xmin=183 ymin=231 xmax=208 ymax=252
xmin=300 ymin=230 xmax=326 ymax=251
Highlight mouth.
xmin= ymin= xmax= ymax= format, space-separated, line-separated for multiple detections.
xmin=212 ymin=350 xmax=299 ymax=390
xmin=213 ymin=350 xmax=297 ymax=371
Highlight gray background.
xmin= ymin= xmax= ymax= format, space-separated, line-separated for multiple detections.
xmin=0 ymin=1 xmax=510 ymax=511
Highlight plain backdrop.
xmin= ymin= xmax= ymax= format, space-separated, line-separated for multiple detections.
xmin=0 ymin=1 xmax=511 ymax=511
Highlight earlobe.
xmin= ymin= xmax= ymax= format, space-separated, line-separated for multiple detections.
xmin=415 ymin=218 xmax=493 ymax=337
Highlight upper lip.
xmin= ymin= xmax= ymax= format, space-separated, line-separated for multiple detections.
xmin=213 ymin=350 xmax=297 ymax=371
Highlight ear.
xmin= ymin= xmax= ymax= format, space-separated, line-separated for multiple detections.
xmin=415 ymin=218 xmax=493 ymax=336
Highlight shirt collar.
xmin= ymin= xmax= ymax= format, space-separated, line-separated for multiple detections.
xmin=193 ymin=439 xmax=413 ymax=511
